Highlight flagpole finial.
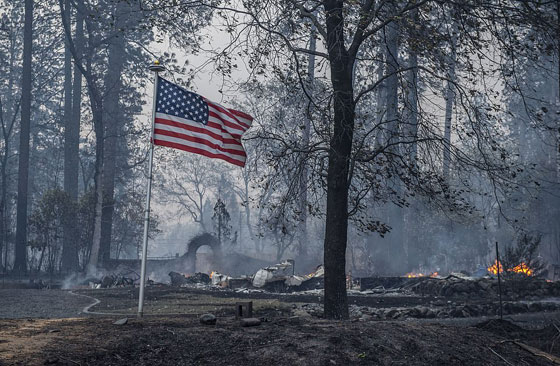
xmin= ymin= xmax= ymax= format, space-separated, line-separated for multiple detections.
xmin=149 ymin=60 xmax=165 ymax=72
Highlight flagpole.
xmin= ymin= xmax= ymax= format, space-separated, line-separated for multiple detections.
xmin=138 ymin=60 xmax=165 ymax=318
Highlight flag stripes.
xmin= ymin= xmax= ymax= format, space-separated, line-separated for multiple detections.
xmin=153 ymin=139 xmax=247 ymax=167
xmin=153 ymin=77 xmax=253 ymax=167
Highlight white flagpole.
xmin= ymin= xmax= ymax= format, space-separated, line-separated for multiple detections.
xmin=138 ymin=60 xmax=165 ymax=318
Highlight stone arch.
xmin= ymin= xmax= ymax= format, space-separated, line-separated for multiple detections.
xmin=183 ymin=233 xmax=222 ymax=272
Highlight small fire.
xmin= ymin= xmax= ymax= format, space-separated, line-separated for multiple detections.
xmin=405 ymin=272 xmax=439 ymax=278
xmin=210 ymin=271 xmax=215 ymax=279
xmin=406 ymin=272 xmax=424 ymax=278
xmin=487 ymin=260 xmax=503 ymax=275
xmin=487 ymin=260 xmax=533 ymax=276
xmin=511 ymin=263 xmax=533 ymax=276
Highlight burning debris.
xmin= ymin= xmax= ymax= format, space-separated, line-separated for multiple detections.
xmin=405 ymin=271 xmax=439 ymax=278
xmin=487 ymin=260 xmax=534 ymax=276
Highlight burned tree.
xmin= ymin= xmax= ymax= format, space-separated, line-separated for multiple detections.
xmin=205 ymin=0 xmax=547 ymax=319
xmin=13 ymin=0 xmax=33 ymax=273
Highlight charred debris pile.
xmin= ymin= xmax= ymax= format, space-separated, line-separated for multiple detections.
xmin=169 ymin=260 xmax=325 ymax=293
xmin=71 ymin=260 xmax=560 ymax=321
xmin=165 ymin=266 xmax=560 ymax=320
xmin=84 ymin=259 xmax=560 ymax=301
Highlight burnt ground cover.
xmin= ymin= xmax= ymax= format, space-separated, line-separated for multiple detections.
xmin=1 ymin=286 xmax=560 ymax=365
xmin=74 ymin=286 xmax=440 ymax=316
xmin=0 ymin=290 xmax=92 ymax=319
xmin=2 ymin=315 xmax=560 ymax=366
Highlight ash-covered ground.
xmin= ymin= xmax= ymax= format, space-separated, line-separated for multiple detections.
xmin=2 ymin=282 xmax=560 ymax=365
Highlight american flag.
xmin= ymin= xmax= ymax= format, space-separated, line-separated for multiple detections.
xmin=153 ymin=77 xmax=253 ymax=167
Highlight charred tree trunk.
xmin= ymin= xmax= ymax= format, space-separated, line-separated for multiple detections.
xmin=298 ymin=24 xmax=316 ymax=259
xmin=442 ymin=24 xmax=457 ymax=181
xmin=0 ymin=129 xmax=6 ymax=271
xmin=323 ymin=0 xmax=355 ymax=320
xmin=405 ymin=7 xmax=419 ymax=270
xmin=375 ymin=45 xmax=386 ymax=147
xmin=385 ymin=20 xmax=399 ymax=147
xmin=556 ymin=1 xmax=560 ymax=184
xmin=87 ymin=97 xmax=104 ymax=271
xmin=13 ymin=0 xmax=33 ymax=274
xmin=407 ymin=9 xmax=419 ymax=166
xmin=0 ymin=33 xmax=18 ymax=271
xmin=58 ymin=0 xmax=106 ymax=271
xmin=384 ymin=16 xmax=406 ymax=273
xmin=69 ymin=10 xmax=83 ymax=266
xmin=61 ymin=0 xmax=79 ymax=272
xmin=242 ymin=173 xmax=255 ymax=244
xmin=99 ymin=29 xmax=126 ymax=265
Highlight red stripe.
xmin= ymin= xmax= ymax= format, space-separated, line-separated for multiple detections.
xmin=155 ymin=118 xmax=242 ymax=146
xmin=156 ymin=115 xmax=242 ymax=139
xmin=154 ymin=129 xmax=247 ymax=157
xmin=207 ymin=101 xmax=251 ymax=130
xmin=208 ymin=111 xmax=245 ymax=132
xmin=228 ymin=109 xmax=253 ymax=124
xmin=154 ymin=139 xmax=246 ymax=167
xmin=206 ymin=120 xmax=242 ymax=139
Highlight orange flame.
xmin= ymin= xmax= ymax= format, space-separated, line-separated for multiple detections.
xmin=210 ymin=271 xmax=215 ymax=279
xmin=487 ymin=260 xmax=533 ymax=276
xmin=487 ymin=260 xmax=503 ymax=275
xmin=405 ymin=271 xmax=439 ymax=278
xmin=405 ymin=272 xmax=424 ymax=278
xmin=511 ymin=262 xmax=533 ymax=276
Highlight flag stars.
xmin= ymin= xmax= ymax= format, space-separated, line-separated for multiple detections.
xmin=156 ymin=77 xmax=209 ymax=125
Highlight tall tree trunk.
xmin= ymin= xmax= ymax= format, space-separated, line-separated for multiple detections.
xmin=81 ymin=14 xmax=105 ymax=272
xmin=61 ymin=0 xmax=79 ymax=272
xmin=69 ymin=10 xmax=83 ymax=266
xmin=297 ymin=23 xmax=316 ymax=259
xmin=87 ymin=98 xmax=104 ymax=272
xmin=0 ymin=142 xmax=6 ymax=271
xmin=13 ymin=0 xmax=33 ymax=274
xmin=0 ymin=117 xmax=7 ymax=271
xmin=407 ymin=8 xmax=419 ymax=166
xmin=0 ymin=33 xmax=18 ymax=271
xmin=58 ymin=0 xmax=106 ymax=272
xmin=555 ymin=0 xmax=560 ymax=265
xmin=99 ymin=29 xmax=126 ymax=265
xmin=385 ymin=20 xmax=399 ymax=146
xmin=71 ymin=11 xmax=84 ymax=180
xmin=384 ymin=16 xmax=406 ymax=273
xmin=442 ymin=24 xmax=457 ymax=181
xmin=375 ymin=43 xmax=386 ymax=147
xmin=405 ymin=8 xmax=419 ymax=270
xmin=323 ymin=0 xmax=355 ymax=320
xmin=556 ymin=1 xmax=560 ymax=185
xmin=242 ymin=174 xmax=255 ymax=242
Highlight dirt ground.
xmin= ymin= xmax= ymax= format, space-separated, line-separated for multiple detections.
xmin=1 ymin=287 xmax=560 ymax=365
xmin=2 ymin=316 xmax=560 ymax=366
xmin=0 ymin=290 xmax=92 ymax=319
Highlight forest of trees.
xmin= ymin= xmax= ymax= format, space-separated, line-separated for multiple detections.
xmin=1 ymin=0 xmax=560 ymax=319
